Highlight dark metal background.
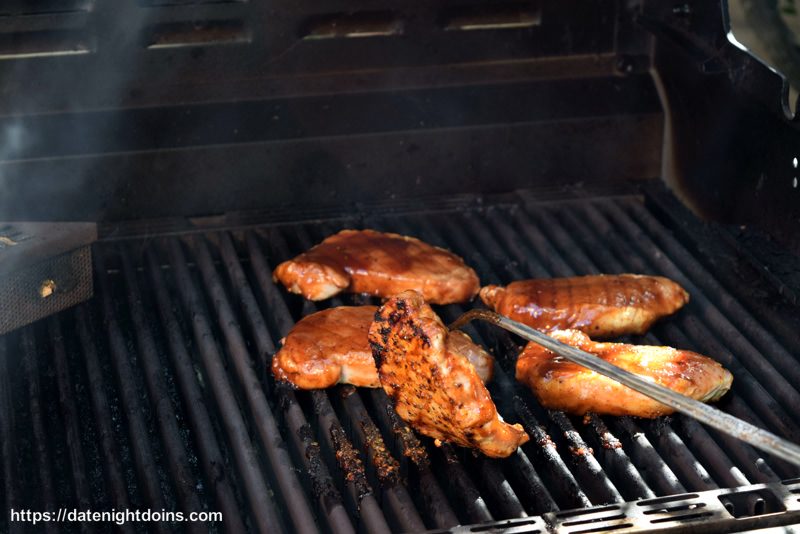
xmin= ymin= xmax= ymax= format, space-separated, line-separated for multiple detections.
xmin=0 ymin=0 xmax=664 ymax=222
xmin=2 ymin=187 xmax=800 ymax=533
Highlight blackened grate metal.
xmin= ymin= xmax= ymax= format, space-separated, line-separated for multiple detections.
xmin=2 ymin=191 xmax=800 ymax=533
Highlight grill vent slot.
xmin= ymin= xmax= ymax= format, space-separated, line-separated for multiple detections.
xmin=642 ymin=502 xmax=706 ymax=515
xmin=637 ymin=493 xmax=700 ymax=506
xmin=718 ymin=489 xmax=786 ymax=518
xmin=0 ymin=1 xmax=92 ymax=15
xmin=469 ymin=518 xmax=541 ymax=532
xmin=649 ymin=511 xmax=714 ymax=524
xmin=0 ymin=30 xmax=91 ymax=59
xmin=442 ymin=2 xmax=541 ymax=31
xmin=301 ymin=11 xmax=403 ymax=40
xmin=146 ymin=20 xmax=249 ymax=49
xmin=137 ymin=0 xmax=243 ymax=5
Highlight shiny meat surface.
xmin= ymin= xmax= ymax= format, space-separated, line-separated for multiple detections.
xmin=480 ymin=274 xmax=689 ymax=338
xmin=273 ymin=229 xmax=480 ymax=304
xmin=273 ymin=306 xmax=380 ymax=389
xmin=273 ymin=305 xmax=493 ymax=389
xmin=516 ymin=329 xmax=733 ymax=417
xmin=369 ymin=290 xmax=528 ymax=458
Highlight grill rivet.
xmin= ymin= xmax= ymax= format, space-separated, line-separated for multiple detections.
xmin=39 ymin=279 xmax=57 ymax=298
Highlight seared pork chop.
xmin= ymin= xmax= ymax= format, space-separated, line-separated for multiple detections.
xmin=480 ymin=274 xmax=689 ymax=338
xmin=274 ymin=229 xmax=480 ymax=304
xmin=516 ymin=329 xmax=732 ymax=417
xmin=369 ymin=291 xmax=528 ymax=458
xmin=273 ymin=305 xmax=493 ymax=389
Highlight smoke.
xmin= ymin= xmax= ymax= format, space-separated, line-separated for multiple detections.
xmin=0 ymin=4 xmax=157 ymax=222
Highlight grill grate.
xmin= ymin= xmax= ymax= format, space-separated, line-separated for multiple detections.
xmin=2 ymin=191 xmax=800 ymax=533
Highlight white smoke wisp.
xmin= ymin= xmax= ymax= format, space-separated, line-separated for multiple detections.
xmin=0 ymin=122 xmax=31 ymax=219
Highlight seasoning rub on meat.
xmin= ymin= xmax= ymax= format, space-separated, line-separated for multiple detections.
xmin=480 ymin=274 xmax=689 ymax=338
xmin=273 ymin=229 xmax=480 ymax=304
xmin=516 ymin=329 xmax=733 ymax=418
xmin=369 ymin=291 xmax=528 ymax=458
xmin=273 ymin=305 xmax=493 ymax=389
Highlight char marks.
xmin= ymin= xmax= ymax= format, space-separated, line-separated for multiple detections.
xmin=480 ymin=274 xmax=689 ymax=338
xmin=369 ymin=290 xmax=528 ymax=458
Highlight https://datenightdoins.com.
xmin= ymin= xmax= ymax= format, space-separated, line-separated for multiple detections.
xmin=10 ymin=507 xmax=222 ymax=526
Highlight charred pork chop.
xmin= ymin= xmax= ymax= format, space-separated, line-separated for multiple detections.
xmin=273 ymin=229 xmax=480 ymax=304
xmin=273 ymin=305 xmax=493 ymax=389
xmin=516 ymin=329 xmax=732 ymax=417
xmin=480 ymin=274 xmax=689 ymax=338
xmin=369 ymin=291 xmax=528 ymax=458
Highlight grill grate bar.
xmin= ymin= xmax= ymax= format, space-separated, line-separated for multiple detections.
xmin=438 ymin=444 xmax=496 ymax=523
xmin=415 ymin=212 xmax=632 ymax=506
xmin=248 ymin=226 xmax=398 ymax=531
xmin=336 ymin=388 xmax=430 ymax=530
xmin=290 ymin=224 xmax=439 ymax=530
xmin=588 ymin=202 xmax=800 ymax=433
xmin=187 ymin=235 xmax=321 ymax=533
xmin=115 ymin=249 xmax=210 ymax=533
xmin=49 ymin=316 xmax=95 ymax=532
xmin=244 ymin=229 xmax=392 ymax=532
xmin=366 ymin=388 xmax=467 ymax=524
xmin=163 ymin=238 xmax=284 ymax=534
xmin=381 ymin=217 xmax=545 ymax=513
xmin=513 ymin=398 xmax=594 ymax=509
xmin=5 ymin=192 xmax=800 ymax=532
xmin=580 ymin=202 xmax=800 ymax=442
xmin=215 ymin=230 xmax=358 ymax=534
xmin=614 ymin=417 xmax=687 ymax=495
xmin=141 ymin=248 xmax=248 ymax=534
xmin=514 ymin=206 xmax=720 ymax=493
xmin=626 ymin=201 xmax=800 ymax=393
xmin=73 ymin=306 xmax=136 ymax=534
xmin=275 ymin=223 xmax=440 ymax=530
xmin=539 ymin=206 xmax=746 ymax=486
xmin=441 ymin=213 xmax=638 ymax=504
xmin=457 ymin=211 xmax=658 ymax=502
xmin=95 ymin=255 xmax=170 ymax=533
xmin=386 ymin=216 xmax=578 ymax=514
xmin=21 ymin=330 xmax=58 ymax=534
xmin=486 ymin=209 xmax=685 ymax=497
xmin=0 ymin=336 xmax=21 ymax=534
xmin=547 ymin=203 xmax=793 ymax=485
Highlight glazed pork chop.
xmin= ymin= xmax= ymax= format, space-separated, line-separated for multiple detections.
xmin=516 ymin=329 xmax=732 ymax=418
xmin=273 ymin=305 xmax=493 ymax=389
xmin=369 ymin=291 xmax=528 ymax=458
xmin=480 ymin=274 xmax=689 ymax=338
xmin=273 ymin=229 xmax=480 ymax=304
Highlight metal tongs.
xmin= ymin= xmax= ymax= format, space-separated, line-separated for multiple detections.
xmin=450 ymin=309 xmax=800 ymax=468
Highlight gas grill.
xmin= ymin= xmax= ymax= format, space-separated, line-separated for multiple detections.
xmin=3 ymin=0 xmax=800 ymax=532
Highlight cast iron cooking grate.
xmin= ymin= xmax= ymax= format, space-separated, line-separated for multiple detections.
xmin=2 ymin=191 xmax=800 ymax=533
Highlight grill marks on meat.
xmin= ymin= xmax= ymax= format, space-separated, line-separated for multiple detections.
xmin=480 ymin=274 xmax=689 ymax=338
xmin=273 ymin=305 xmax=493 ymax=389
xmin=369 ymin=290 xmax=529 ymax=458
xmin=273 ymin=229 xmax=480 ymax=304
xmin=516 ymin=329 xmax=733 ymax=418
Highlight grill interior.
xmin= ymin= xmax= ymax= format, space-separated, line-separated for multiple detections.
xmin=3 ymin=187 xmax=800 ymax=533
